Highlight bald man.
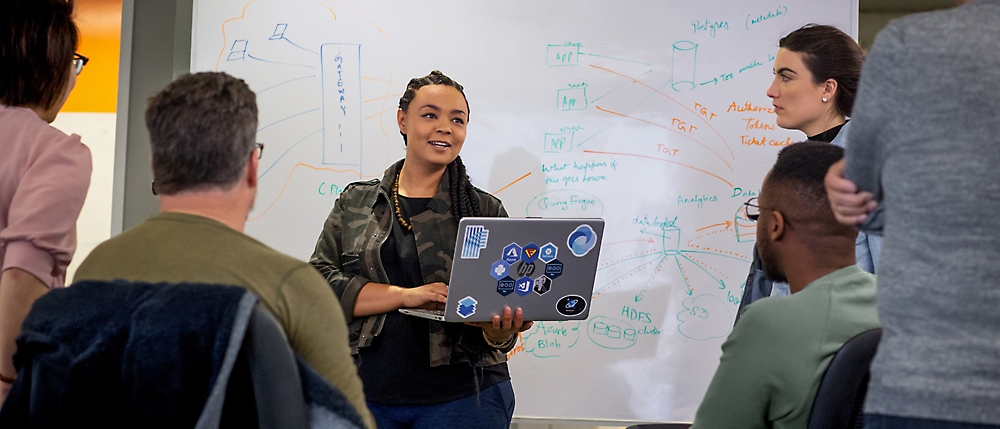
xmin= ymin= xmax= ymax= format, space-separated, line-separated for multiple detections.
xmin=693 ymin=142 xmax=879 ymax=429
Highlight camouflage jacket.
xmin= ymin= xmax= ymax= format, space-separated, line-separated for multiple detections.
xmin=309 ymin=159 xmax=511 ymax=367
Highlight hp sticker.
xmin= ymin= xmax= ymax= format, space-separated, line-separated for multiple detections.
xmin=460 ymin=225 xmax=489 ymax=259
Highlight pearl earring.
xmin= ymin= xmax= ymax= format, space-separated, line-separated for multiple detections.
xmin=822 ymin=97 xmax=828 ymax=103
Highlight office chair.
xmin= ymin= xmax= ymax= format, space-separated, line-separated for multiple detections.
xmin=0 ymin=281 xmax=310 ymax=429
xmin=807 ymin=328 xmax=883 ymax=429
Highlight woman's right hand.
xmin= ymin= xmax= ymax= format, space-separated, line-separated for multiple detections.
xmin=400 ymin=282 xmax=448 ymax=310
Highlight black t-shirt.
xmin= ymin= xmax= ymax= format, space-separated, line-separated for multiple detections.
xmin=357 ymin=195 xmax=509 ymax=405
xmin=808 ymin=122 xmax=846 ymax=143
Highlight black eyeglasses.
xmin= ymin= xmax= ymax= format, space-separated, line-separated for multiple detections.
xmin=73 ymin=53 xmax=89 ymax=75
xmin=743 ymin=197 xmax=769 ymax=222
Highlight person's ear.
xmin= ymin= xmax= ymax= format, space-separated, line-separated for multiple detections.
xmin=246 ymin=152 xmax=259 ymax=188
xmin=769 ymin=210 xmax=787 ymax=241
xmin=397 ymin=109 xmax=407 ymax=134
xmin=822 ymin=79 xmax=839 ymax=104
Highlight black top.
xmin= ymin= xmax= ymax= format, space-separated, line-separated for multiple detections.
xmin=807 ymin=122 xmax=846 ymax=143
xmin=358 ymin=195 xmax=509 ymax=405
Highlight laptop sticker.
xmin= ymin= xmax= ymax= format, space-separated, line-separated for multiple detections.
xmin=457 ymin=296 xmax=477 ymax=318
xmin=460 ymin=225 xmax=489 ymax=259
xmin=515 ymin=261 xmax=537 ymax=277
xmin=539 ymin=243 xmax=558 ymax=263
xmin=567 ymin=224 xmax=597 ymax=257
xmin=533 ymin=275 xmax=552 ymax=295
xmin=515 ymin=276 xmax=534 ymax=297
xmin=490 ymin=260 xmax=510 ymax=281
xmin=502 ymin=243 xmax=521 ymax=264
xmin=545 ymin=259 xmax=564 ymax=279
xmin=557 ymin=294 xmax=587 ymax=316
xmin=497 ymin=276 xmax=516 ymax=296
xmin=522 ymin=242 xmax=540 ymax=262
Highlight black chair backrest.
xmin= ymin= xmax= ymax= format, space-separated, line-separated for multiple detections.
xmin=233 ymin=305 xmax=309 ymax=429
xmin=807 ymin=328 xmax=882 ymax=429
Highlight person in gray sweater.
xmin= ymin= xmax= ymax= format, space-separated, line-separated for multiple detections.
xmin=825 ymin=0 xmax=1000 ymax=427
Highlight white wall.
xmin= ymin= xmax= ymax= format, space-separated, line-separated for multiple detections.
xmin=49 ymin=112 xmax=117 ymax=282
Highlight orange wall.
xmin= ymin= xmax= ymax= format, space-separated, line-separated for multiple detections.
xmin=63 ymin=0 xmax=123 ymax=113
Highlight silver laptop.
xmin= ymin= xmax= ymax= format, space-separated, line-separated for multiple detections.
xmin=400 ymin=217 xmax=604 ymax=322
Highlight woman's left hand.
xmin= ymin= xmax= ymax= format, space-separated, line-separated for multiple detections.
xmin=465 ymin=306 xmax=533 ymax=343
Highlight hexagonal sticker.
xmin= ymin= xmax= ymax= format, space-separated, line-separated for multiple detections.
xmin=522 ymin=242 xmax=540 ymax=263
xmin=497 ymin=276 xmax=515 ymax=296
xmin=515 ymin=276 xmax=534 ymax=296
xmin=545 ymin=259 xmax=564 ymax=279
xmin=539 ymin=242 xmax=558 ymax=263
xmin=502 ymin=243 xmax=521 ymax=264
xmin=534 ymin=275 xmax=552 ymax=295
xmin=490 ymin=260 xmax=510 ymax=280
xmin=514 ymin=261 xmax=537 ymax=278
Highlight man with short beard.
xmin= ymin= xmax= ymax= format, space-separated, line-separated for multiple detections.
xmin=692 ymin=142 xmax=880 ymax=429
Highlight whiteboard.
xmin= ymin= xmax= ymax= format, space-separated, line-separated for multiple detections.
xmin=192 ymin=0 xmax=856 ymax=423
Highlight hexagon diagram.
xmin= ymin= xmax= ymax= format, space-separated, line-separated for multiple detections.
xmin=534 ymin=275 xmax=552 ymax=295
xmin=490 ymin=260 xmax=510 ymax=280
xmin=502 ymin=243 xmax=521 ymax=264
xmin=545 ymin=259 xmax=564 ymax=279
xmin=539 ymin=242 xmax=558 ymax=263
xmin=521 ymin=242 xmax=540 ymax=263
xmin=497 ymin=276 xmax=515 ymax=296
xmin=515 ymin=276 xmax=534 ymax=296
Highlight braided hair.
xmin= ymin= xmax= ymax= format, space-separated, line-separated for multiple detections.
xmin=399 ymin=71 xmax=481 ymax=220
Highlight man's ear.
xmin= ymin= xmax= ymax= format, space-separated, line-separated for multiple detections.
xmin=769 ymin=210 xmax=787 ymax=242
xmin=246 ymin=153 xmax=259 ymax=188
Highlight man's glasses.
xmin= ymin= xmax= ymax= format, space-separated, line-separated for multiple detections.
xmin=743 ymin=197 xmax=766 ymax=222
xmin=73 ymin=53 xmax=89 ymax=75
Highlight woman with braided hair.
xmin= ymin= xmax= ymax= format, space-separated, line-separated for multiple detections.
xmin=310 ymin=70 xmax=531 ymax=428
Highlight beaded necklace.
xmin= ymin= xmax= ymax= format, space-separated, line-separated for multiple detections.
xmin=392 ymin=174 xmax=412 ymax=231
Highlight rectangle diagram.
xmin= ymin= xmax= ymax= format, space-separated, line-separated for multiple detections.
xmin=321 ymin=43 xmax=362 ymax=166
xmin=543 ymin=131 xmax=574 ymax=153
xmin=557 ymin=86 xmax=587 ymax=111
xmin=547 ymin=44 xmax=580 ymax=66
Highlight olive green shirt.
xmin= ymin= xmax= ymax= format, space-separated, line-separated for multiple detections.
xmin=692 ymin=265 xmax=879 ymax=429
xmin=75 ymin=212 xmax=374 ymax=429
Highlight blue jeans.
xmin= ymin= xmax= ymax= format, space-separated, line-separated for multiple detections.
xmin=367 ymin=380 xmax=515 ymax=429
xmin=866 ymin=414 xmax=1000 ymax=429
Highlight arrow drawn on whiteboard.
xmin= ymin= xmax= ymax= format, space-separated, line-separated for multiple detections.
xmin=699 ymin=78 xmax=718 ymax=86
xmin=579 ymin=51 xmax=652 ymax=66
xmin=589 ymin=64 xmax=734 ymax=160
xmin=694 ymin=220 xmax=732 ymax=232
xmin=594 ymin=106 xmax=733 ymax=171
xmin=634 ymin=255 xmax=672 ymax=302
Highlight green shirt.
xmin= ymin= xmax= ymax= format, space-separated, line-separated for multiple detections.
xmin=75 ymin=212 xmax=375 ymax=429
xmin=692 ymin=265 xmax=879 ymax=429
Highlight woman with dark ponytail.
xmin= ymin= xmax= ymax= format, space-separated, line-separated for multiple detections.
xmin=311 ymin=71 xmax=530 ymax=428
